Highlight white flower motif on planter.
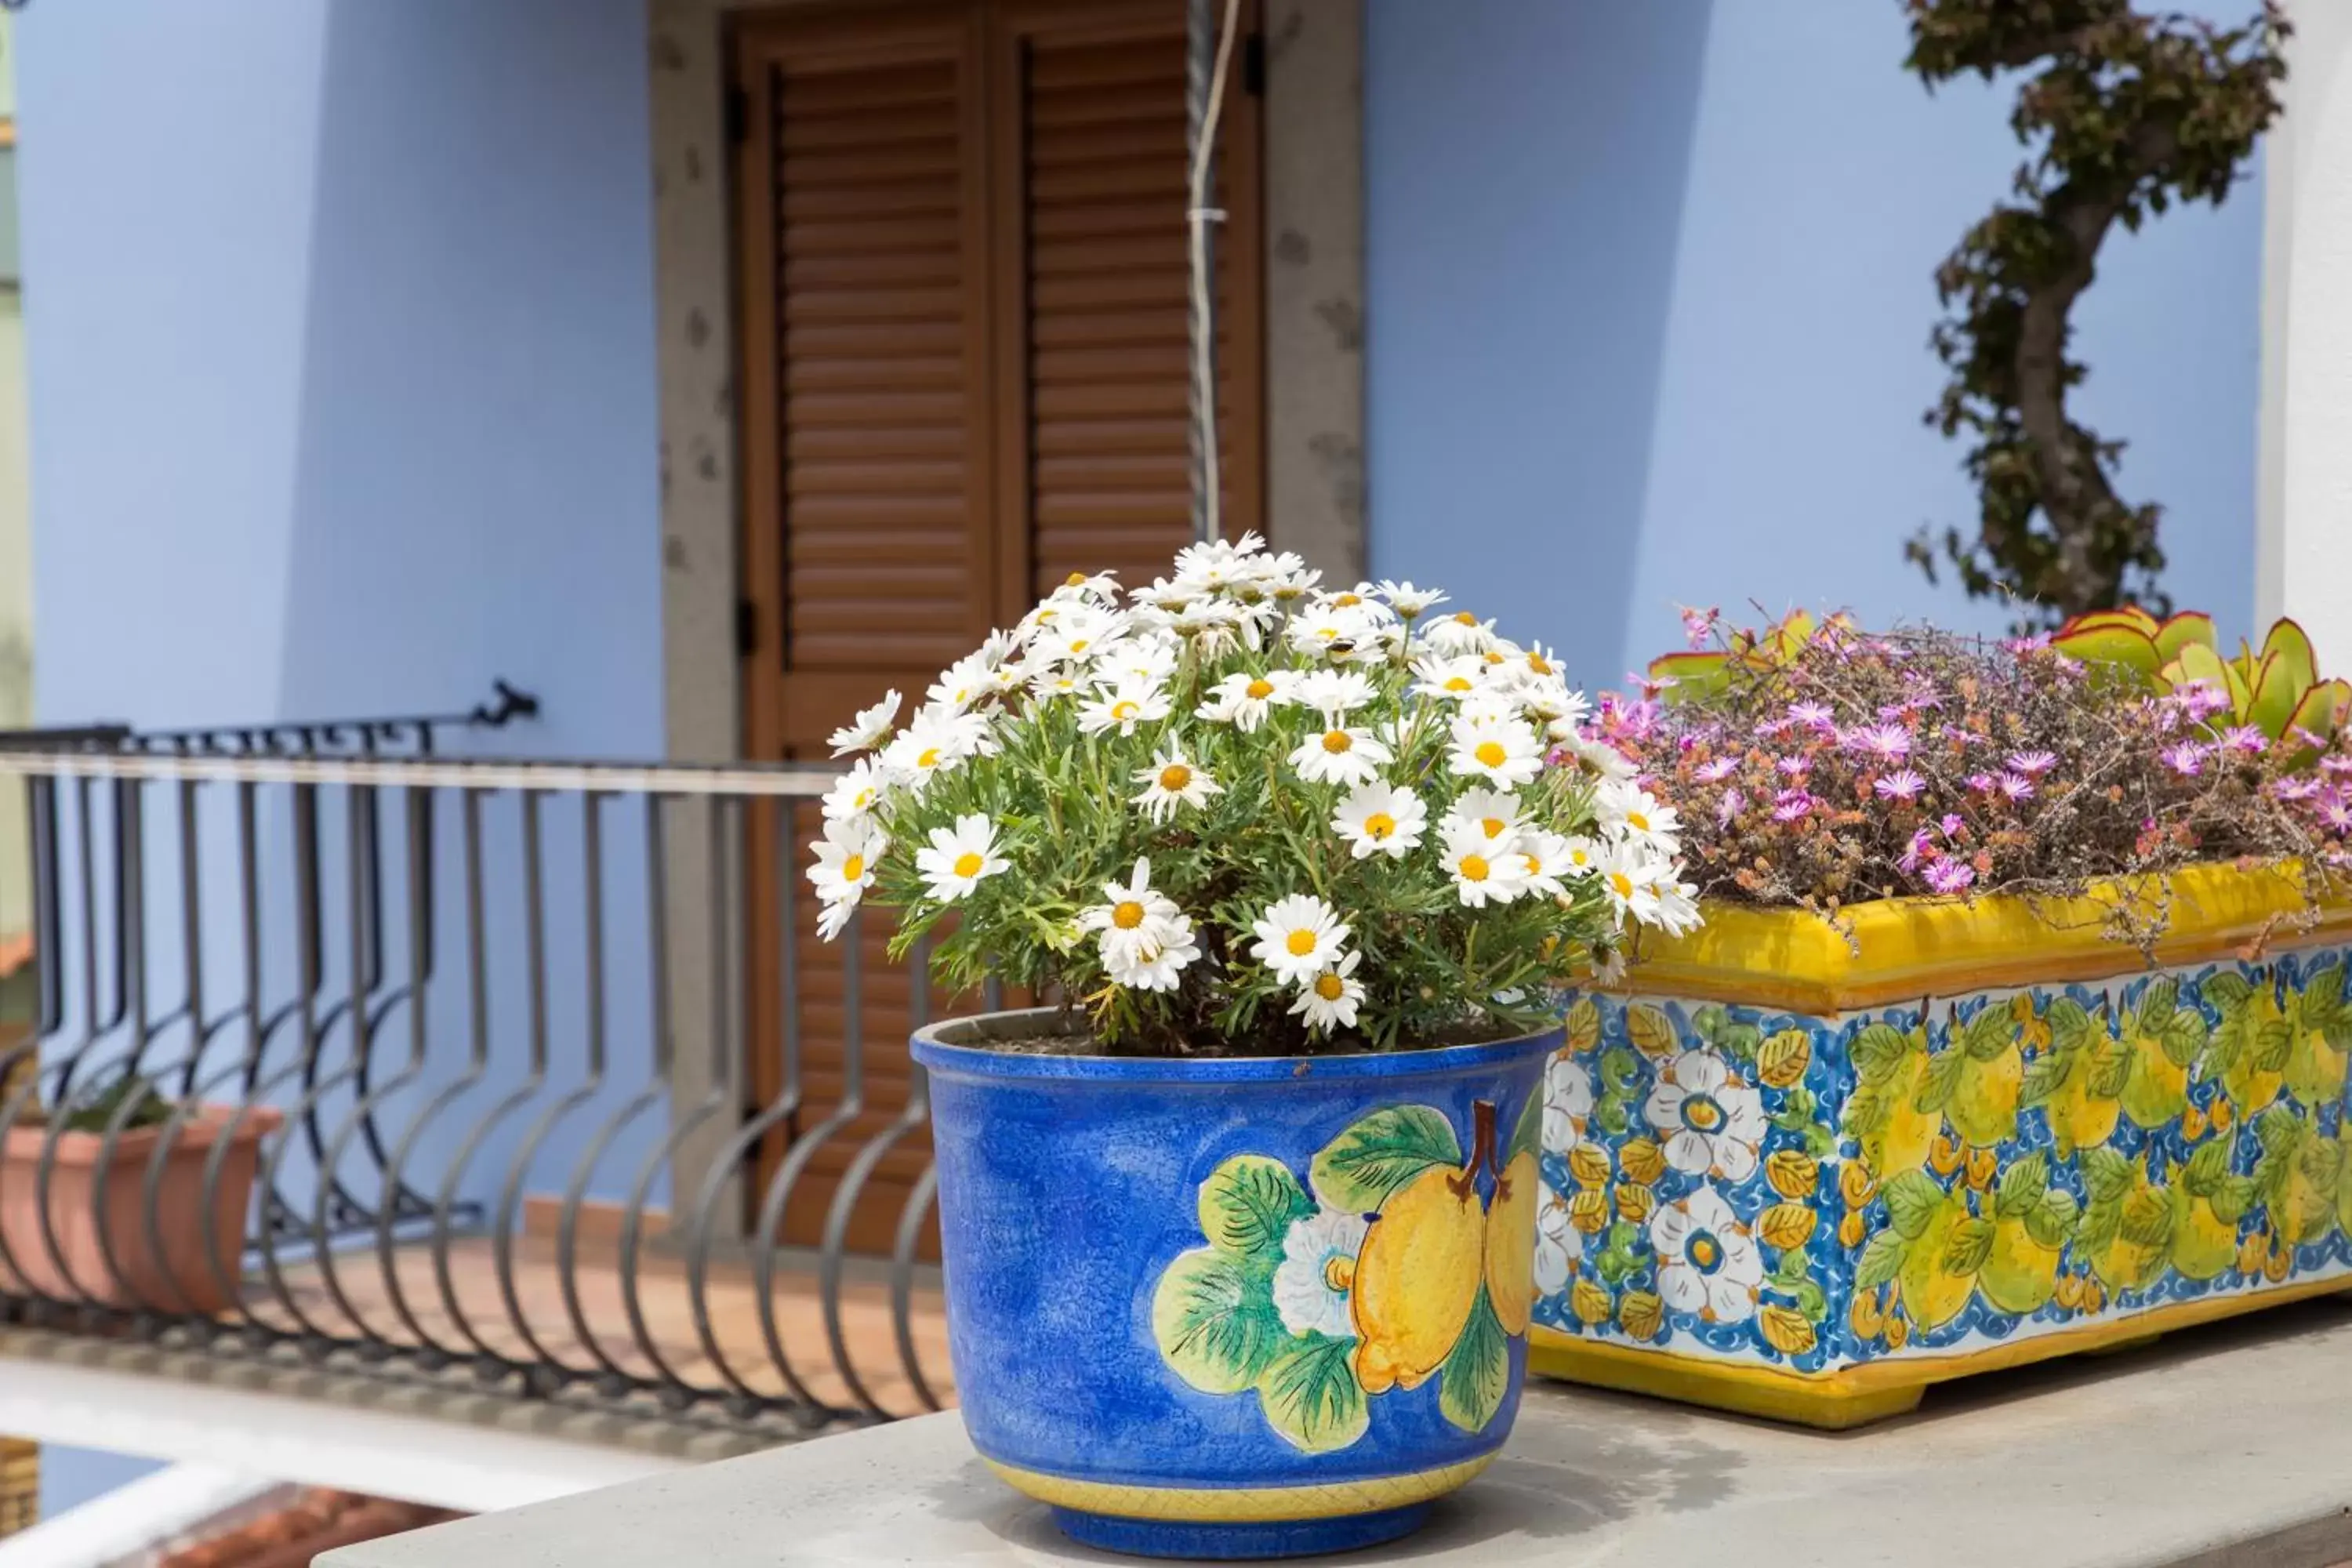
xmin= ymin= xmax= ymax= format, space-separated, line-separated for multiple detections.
xmin=1271 ymin=1207 xmax=1370 ymax=1338
xmin=1649 ymin=1185 xmax=1764 ymax=1325
xmin=1534 ymin=1183 xmax=1581 ymax=1295
xmin=1642 ymin=1050 xmax=1766 ymax=1182
xmin=1543 ymin=1054 xmax=1595 ymax=1153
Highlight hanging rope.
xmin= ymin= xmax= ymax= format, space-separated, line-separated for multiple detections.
xmin=1185 ymin=0 xmax=1243 ymax=546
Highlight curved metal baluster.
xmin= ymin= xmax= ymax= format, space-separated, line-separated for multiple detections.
xmin=818 ymin=932 xmax=936 ymax=1418
xmin=888 ymin=1166 xmax=946 ymax=1414
xmin=490 ymin=791 xmax=612 ymax=1393
xmin=749 ymin=895 xmax=872 ymax=1421
xmin=82 ymin=779 xmax=156 ymax=1311
xmin=613 ymin=794 xmax=734 ymax=1410
xmin=682 ymin=795 xmax=822 ymax=1413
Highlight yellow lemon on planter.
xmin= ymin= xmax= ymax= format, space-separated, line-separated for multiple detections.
xmin=2169 ymin=1184 xmax=2242 ymax=1283
xmin=1483 ymin=1150 xmax=1539 ymax=1336
xmin=1896 ymin=1189 xmax=1984 ymax=1333
xmin=1857 ymin=1023 xmax=1940 ymax=1181
xmin=1977 ymin=1188 xmax=2073 ymax=1316
xmin=1947 ymin=1035 xmax=2023 ymax=1149
xmin=2212 ymin=973 xmax=2288 ymax=1119
xmin=2086 ymin=1174 xmax=2172 ymax=1295
xmin=2118 ymin=982 xmax=2199 ymax=1131
xmin=2274 ymin=1134 xmax=2343 ymax=1250
xmin=2284 ymin=966 xmax=2351 ymax=1108
xmin=1351 ymin=1163 xmax=1484 ymax=1395
xmin=2336 ymin=1127 xmax=2352 ymax=1240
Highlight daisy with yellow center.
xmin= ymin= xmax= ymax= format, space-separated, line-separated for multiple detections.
xmin=1249 ymin=894 xmax=1350 ymax=986
xmin=1076 ymin=677 xmax=1173 ymax=738
xmin=1331 ymin=781 xmax=1428 ymax=860
xmin=880 ymin=709 xmax=980 ymax=793
xmin=1418 ymin=612 xmax=1495 ymax=655
xmin=1131 ymin=746 xmax=1222 ymax=824
xmin=1599 ymin=779 xmax=1683 ymax=855
xmin=1289 ymin=950 xmax=1366 ymax=1035
xmin=807 ymin=818 xmax=887 ymax=938
xmin=1443 ymin=786 xmax=1525 ymax=848
xmin=1076 ymin=858 xmax=1200 ymax=991
xmin=1196 ymin=668 xmax=1295 ymax=731
xmin=1287 ymin=724 xmax=1392 ymax=788
xmin=1410 ymin=654 xmax=1489 ymax=703
xmin=1374 ymin=579 xmax=1445 ymax=619
xmin=1447 ymin=713 xmax=1545 ymax=789
xmin=1441 ymin=822 xmax=1531 ymax=908
xmin=1595 ymin=842 xmax=1666 ymax=925
xmin=913 ymin=813 xmax=1009 ymax=903
xmin=819 ymin=758 xmax=890 ymax=825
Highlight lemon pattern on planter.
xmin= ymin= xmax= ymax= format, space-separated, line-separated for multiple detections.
xmin=1534 ymin=949 xmax=2352 ymax=1376
xmin=1153 ymin=1096 xmax=1537 ymax=1452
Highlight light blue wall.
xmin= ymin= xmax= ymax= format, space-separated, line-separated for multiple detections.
xmin=39 ymin=1445 xmax=161 ymax=1521
xmin=10 ymin=0 xmax=668 ymax=1278
xmin=1365 ymin=0 xmax=2265 ymax=691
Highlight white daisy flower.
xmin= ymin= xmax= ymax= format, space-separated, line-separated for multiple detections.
xmin=1376 ymin=580 xmax=1446 ymax=619
xmin=1319 ymin=585 xmax=1397 ymax=622
xmin=1272 ymin=1207 xmax=1368 ymax=1337
xmin=1559 ymin=727 xmax=1639 ymax=782
xmin=1096 ymin=634 xmax=1181 ymax=691
xmin=1250 ymin=894 xmax=1350 ymax=985
xmin=1534 ymin=1185 xmax=1581 ymax=1295
xmin=828 ymin=690 xmax=902 ymax=757
xmin=1269 ymin=564 xmax=1323 ymax=605
xmin=1285 ymin=603 xmax=1379 ymax=659
xmin=816 ymin=895 xmax=858 ymax=942
xmin=1515 ymin=681 xmax=1591 ymax=734
xmin=1289 ymin=950 xmax=1366 ymax=1035
xmin=1287 ymin=724 xmax=1392 ymax=787
xmin=1075 ymin=858 xmax=1200 ymax=991
xmin=1589 ymin=942 xmax=1629 ymax=985
xmin=1076 ymin=678 xmax=1173 ymax=738
xmin=820 ymin=759 xmax=891 ymax=824
xmin=1131 ymin=746 xmax=1221 ymax=823
xmin=1440 ymin=822 xmax=1531 ymax=908
xmin=880 ymin=708 xmax=980 ymax=792
xmin=913 ymin=814 xmax=1009 ymax=902
xmin=1442 ymin=786 xmax=1525 ymax=849
xmin=1515 ymin=829 xmax=1580 ymax=898
xmin=1051 ymin=568 xmax=1122 ymax=604
xmin=1653 ymin=876 xmax=1704 ymax=938
xmin=1330 ymin=782 xmax=1428 ymax=859
xmin=1650 ymin=1185 xmax=1765 ymax=1325
xmin=924 ymin=652 xmax=1004 ymax=715
xmin=1448 ymin=713 xmax=1545 ymax=789
xmin=1544 ymin=1055 xmax=1594 ymax=1152
xmin=1596 ymin=844 xmax=1666 ymax=925
xmin=1196 ymin=669 xmax=1296 ymax=731
xmin=806 ymin=818 xmax=886 ymax=913
xmin=1644 ymin=1051 xmax=1768 ymax=1183
xmin=1291 ymin=668 xmax=1376 ymax=717
xmin=1599 ymin=779 xmax=1682 ymax=855
xmin=1556 ymin=834 xmax=1604 ymax=880
xmin=1411 ymin=654 xmax=1490 ymax=703
xmin=1168 ymin=599 xmax=1246 ymax=655
xmin=1418 ymin=610 xmax=1497 ymax=655
xmin=1031 ymin=606 xmax=1124 ymax=666
xmin=1029 ymin=667 xmax=1086 ymax=701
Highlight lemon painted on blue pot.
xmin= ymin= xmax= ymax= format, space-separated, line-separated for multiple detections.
xmin=913 ymin=1009 xmax=1558 ymax=1561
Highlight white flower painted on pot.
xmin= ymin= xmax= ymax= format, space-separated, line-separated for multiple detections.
xmin=1271 ymin=1207 xmax=1370 ymax=1338
xmin=1534 ymin=1183 xmax=1581 ymax=1296
xmin=1543 ymin=1055 xmax=1595 ymax=1153
xmin=1642 ymin=1050 xmax=1766 ymax=1183
xmin=1649 ymin=1185 xmax=1764 ymax=1326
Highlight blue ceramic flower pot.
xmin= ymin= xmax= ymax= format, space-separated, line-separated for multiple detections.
xmin=912 ymin=1010 xmax=1559 ymax=1560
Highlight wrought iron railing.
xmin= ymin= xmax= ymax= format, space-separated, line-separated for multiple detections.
xmin=0 ymin=746 xmax=953 ymax=1440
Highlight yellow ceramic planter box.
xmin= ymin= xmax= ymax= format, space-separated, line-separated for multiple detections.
xmin=1528 ymin=862 xmax=2352 ymax=1428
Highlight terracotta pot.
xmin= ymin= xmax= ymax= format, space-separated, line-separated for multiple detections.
xmin=0 ymin=1105 xmax=282 ymax=1315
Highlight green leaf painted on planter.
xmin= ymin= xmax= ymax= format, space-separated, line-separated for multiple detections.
xmin=1857 ymin=1229 xmax=1908 ymax=1289
xmin=2255 ymin=1016 xmax=2296 ymax=1073
xmin=1595 ymin=1095 xmax=1632 ymax=1137
xmin=2025 ymin=1188 xmax=2081 ymax=1249
xmin=1916 ymin=1048 xmax=1965 ymax=1115
xmin=2201 ymin=1006 xmax=2248 ymax=1079
xmin=2184 ymin=1139 xmax=2233 ymax=1198
xmin=1802 ymin=1122 xmax=1837 ymax=1157
xmin=2082 ymin=1147 xmax=2135 ymax=1203
xmin=1508 ymin=1084 xmax=1542 ymax=1163
xmin=1154 ymin=1248 xmax=1285 ymax=1396
xmin=1995 ymin=1151 xmax=2049 ymax=1219
xmin=2046 ymin=996 xmax=2093 ymax=1049
xmin=1200 ymin=1155 xmax=1313 ymax=1258
xmin=1792 ymin=1279 xmax=1828 ymax=1321
xmin=2160 ymin=1009 xmax=2208 ymax=1069
xmin=2089 ymin=1036 xmax=2135 ymax=1098
xmin=1437 ymin=1288 xmax=1510 ymax=1435
xmin=2204 ymin=972 xmax=2254 ymax=1012
xmin=1962 ymin=1006 xmax=2014 ymax=1062
xmin=2212 ymin=1173 xmax=2256 ymax=1227
xmin=1773 ymin=1243 xmax=1811 ymax=1285
xmin=2075 ymin=1196 xmax=2122 ymax=1255
xmin=1310 ymin=1106 xmax=1461 ymax=1214
xmin=2020 ymin=1047 xmax=2073 ymax=1110
xmin=1944 ymin=1216 xmax=1995 ymax=1276
xmin=1625 ymin=1005 xmax=1679 ymax=1059
xmin=1599 ymin=1047 xmax=1642 ymax=1094
xmin=1255 ymin=1332 xmax=1370 ymax=1454
xmin=1883 ymin=1171 xmax=1945 ymax=1240
xmin=1843 ymin=1083 xmax=1889 ymax=1142
xmin=1690 ymin=1004 xmax=1729 ymax=1044
xmin=2136 ymin=978 xmax=2179 ymax=1036
xmin=2120 ymin=1189 xmax=2176 ymax=1252
xmin=1719 ymin=1023 xmax=1762 ymax=1063
xmin=2300 ymin=965 xmax=2346 ymax=1028
xmin=1849 ymin=1023 xmax=1911 ymax=1087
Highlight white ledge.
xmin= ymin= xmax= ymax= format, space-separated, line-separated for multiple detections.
xmin=319 ymin=1297 xmax=2352 ymax=1567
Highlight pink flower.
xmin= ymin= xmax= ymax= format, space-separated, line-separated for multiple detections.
xmin=2322 ymin=795 xmax=2352 ymax=834
xmin=1965 ymin=772 xmax=1998 ymax=794
xmin=1753 ymin=717 xmax=1794 ymax=741
xmin=2274 ymin=776 xmax=2322 ymax=803
xmin=1843 ymin=723 xmax=1911 ymax=763
xmin=1940 ymin=814 xmax=1965 ymax=837
xmin=1899 ymin=828 xmax=1934 ymax=871
xmin=1681 ymin=607 xmax=1719 ymax=649
xmin=2006 ymin=750 xmax=2056 ymax=776
xmin=2321 ymin=755 xmax=2352 ymax=779
xmin=2160 ymin=741 xmax=2211 ymax=777
xmin=1775 ymin=754 xmax=1813 ymax=779
xmin=1717 ymin=787 xmax=1748 ymax=827
xmin=2217 ymin=726 xmax=2267 ymax=757
xmin=1694 ymin=756 xmax=1740 ymax=782
xmin=2001 ymin=633 xmax=2052 ymax=655
xmin=2172 ymin=682 xmax=2231 ymax=721
xmin=1998 ymin=773 xmax=2035 ymax=803
xmin=1875 ymin=768 xmax=1926 ymax=801
xmin=1786 ymin=701 xmax=1835 ymax=732
xmin=1772 ymin=788 xmax=1816 ymax=822
xmin=1923 ymin=860 xmax=1976 ymax=895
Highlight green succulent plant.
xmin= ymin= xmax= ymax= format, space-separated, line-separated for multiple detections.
xmin=1646 ymin=611 xmax=1854 ymax=706
xmin=2049 ymin=608 xmax=2350 ymax=760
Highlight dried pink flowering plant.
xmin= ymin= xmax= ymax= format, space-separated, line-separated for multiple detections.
xmin=1601 ymin=617 xmax=2352 ymax=947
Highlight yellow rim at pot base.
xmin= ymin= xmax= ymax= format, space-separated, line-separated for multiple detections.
xmin=1531 ymin=1272 xmax=2352 ymax=1431
xmin=981 ymin=1454 xmax=1494 ymax=1522
xmin=1621 ymin=861 xmax=2352 ymax=1014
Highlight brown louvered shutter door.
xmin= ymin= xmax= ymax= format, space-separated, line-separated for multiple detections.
xmin=734 ymin=8 xmax=995 ymax=1255
xmin=990 ymin=0 xmax=1263 ymax=611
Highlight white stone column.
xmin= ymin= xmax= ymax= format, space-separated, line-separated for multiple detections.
xmin=2263 ymin=0 xmax=2352 ymax=669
